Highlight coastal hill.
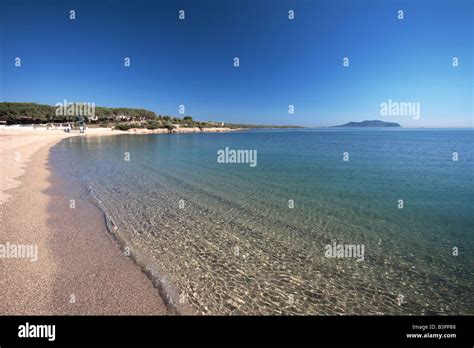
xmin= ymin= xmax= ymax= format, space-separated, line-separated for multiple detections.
xmin=333 ymin=120 xmax=401 ymax=128
xmin=0 ymin=102 xmax=300 ymax=130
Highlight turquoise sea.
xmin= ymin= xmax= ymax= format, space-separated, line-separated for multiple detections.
xmin=50 ymin=129 xmax=474 ymax=315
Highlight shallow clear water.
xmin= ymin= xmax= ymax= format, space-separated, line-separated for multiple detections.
xmin=51 ymin=129 xmax=474 ymax=315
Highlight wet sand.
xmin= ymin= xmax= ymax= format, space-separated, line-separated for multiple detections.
xmin=0 ymin=130 xmax=170 ymax=314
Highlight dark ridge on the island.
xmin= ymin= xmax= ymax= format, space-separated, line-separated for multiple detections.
xmin=333 ymin=120 xmax=401 ymax=128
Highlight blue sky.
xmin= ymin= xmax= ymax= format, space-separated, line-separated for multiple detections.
xmin=1 ymin=0 xmax=472 ymax=127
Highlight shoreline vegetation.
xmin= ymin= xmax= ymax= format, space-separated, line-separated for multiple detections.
xmin=0 ymin=102 xmax=302 ymax=132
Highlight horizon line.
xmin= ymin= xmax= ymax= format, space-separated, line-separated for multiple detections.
xmin=0 ymin=100 xmax=472 ymax=129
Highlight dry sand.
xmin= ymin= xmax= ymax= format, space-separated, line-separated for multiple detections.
xmin=0 ymin=128 xmax=170 ymax=314
xmin=0 ymin=128 xmax=126 ymax=205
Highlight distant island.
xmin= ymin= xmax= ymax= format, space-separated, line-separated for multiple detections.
xmin=333 ymin=120 xmax=401 ymax=128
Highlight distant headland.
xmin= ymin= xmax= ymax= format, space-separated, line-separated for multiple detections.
xmin=0 ymin=102 xmax=300 ymax=130
xmin=333 ymin=120 xmax=401 ymax=128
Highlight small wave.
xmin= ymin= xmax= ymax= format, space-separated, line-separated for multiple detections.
xmin=80 ymin=183 xmax=197 ymax=315
xmin=81 ymin=184 xmax=119 ymax=233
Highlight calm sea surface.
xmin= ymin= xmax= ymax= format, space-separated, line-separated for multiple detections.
xmin=50 ymin=129 xmax=474 ymax=314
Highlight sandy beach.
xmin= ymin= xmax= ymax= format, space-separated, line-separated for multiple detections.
xmin=0 ymin=128 xmax=170 ymax=314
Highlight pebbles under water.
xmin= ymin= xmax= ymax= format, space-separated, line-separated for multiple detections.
xmin=50 ymin=129 xmax=474 ymax=315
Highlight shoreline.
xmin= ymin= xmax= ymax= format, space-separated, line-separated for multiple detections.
xmin=0 ymin=128 xmax=125 ymax=205
xmin=0 ymin=126 xmax=241 ymax=204
xmin=0 ymin=129 xmax=172 ymax=314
